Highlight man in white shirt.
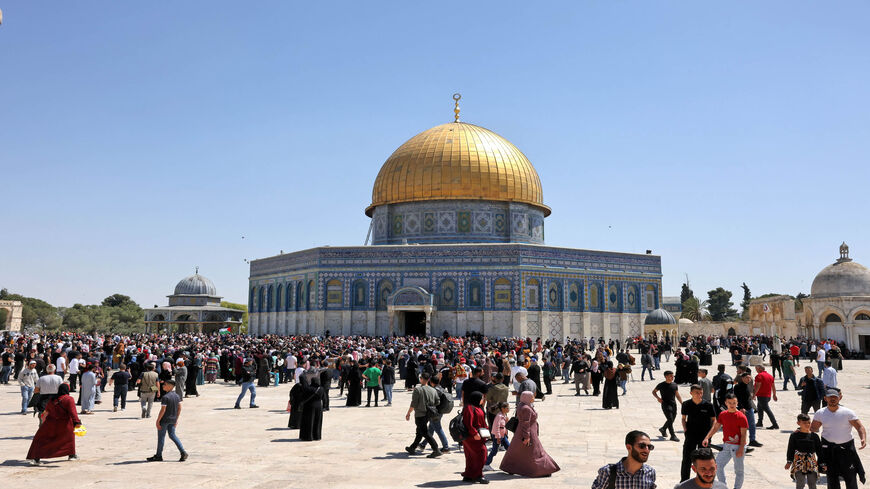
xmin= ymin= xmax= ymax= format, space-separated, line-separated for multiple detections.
xmin=68 ymin=353 xmax=82 ymax=392
xmin=286 ymin=353 xmax=297 ymax=382
xmin=56 ymin=352 xmax=68 ymax=381
xmin=816 ymin=348 xmax=826 ymax=376
xmin=811 ymin=388 xmax=866 ymax=489
xmin=822 ymin=361 xmax=838 ymax=389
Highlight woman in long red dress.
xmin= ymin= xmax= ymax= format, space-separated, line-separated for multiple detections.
xmin=27 ymin=383 xmax=81 ymax=465
xmin=461 ymin=390 xmax=489 ymax=484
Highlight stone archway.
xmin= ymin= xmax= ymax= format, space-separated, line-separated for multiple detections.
xmin=387 ymin=286 xmax=435 ymax=336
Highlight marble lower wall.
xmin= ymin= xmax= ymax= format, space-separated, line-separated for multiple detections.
xmin=250 ymin=311 xmax=647 ymax=341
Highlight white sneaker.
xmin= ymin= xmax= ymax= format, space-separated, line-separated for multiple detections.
xmin=483 ymin=465 xmax=493 ymax=471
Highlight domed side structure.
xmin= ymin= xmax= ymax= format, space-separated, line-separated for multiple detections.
xmin=810 ymin=261 xmax=870 ymax=298
xmin=145 ymin=269 xmax=243 ymax=334
xmin=801 ymin=243 xmax=870 ymax=352
xmin=174 ymin=273 xmax=218 ymax=296
xmin=644 ymin=308 xmax=676 ymax=325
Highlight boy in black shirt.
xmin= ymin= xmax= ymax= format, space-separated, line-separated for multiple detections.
xmin=652 ymin=371 xmax=682 ymax=442
xmin=680 ymin=384 xmax=717 ymax=482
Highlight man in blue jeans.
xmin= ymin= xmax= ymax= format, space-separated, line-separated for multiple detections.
xmin=234 ymin=358 xmax=259 ymax=409
xmin=147 ymin=379 xmax=188 ymax=462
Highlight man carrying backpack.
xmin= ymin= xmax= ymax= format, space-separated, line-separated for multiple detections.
xmin=405 ymin=372 xmax=442 ymax=458
xmin=418 ymin=371 xmax=454 ymax=454
xmin=591 ymin=430 xmax=657 ymax=489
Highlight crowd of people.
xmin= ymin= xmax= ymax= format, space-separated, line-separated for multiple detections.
xmin=1 ymin=330 xmax=866 ymax=488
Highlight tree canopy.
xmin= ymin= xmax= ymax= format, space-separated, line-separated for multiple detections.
xmin=0 ymin=288 xmax=61 ymax=329
xmin=221 ymin=301 xmax=248 ymax=334
xmin=740 ymin=282 xmax=751 ymax=319
xmin=681 ymin=296 xmax=710 ymax=322
xmin=707 ymin=287 xmax=738 ymax=321
xmin=680 ymin=283 xmax=694 ymax=306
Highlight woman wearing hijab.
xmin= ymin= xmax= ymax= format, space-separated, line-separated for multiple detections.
xmin=288 ymin=375 xmax=309 ymax=429
xmin=299 ymin=376 xmax=327 ymax=441
xmin=461 ymin=390 xmax=489 ymax=484
xmin=499 ymin=391 xmax=560 ymax=477
xmin=256 ymin=351 xmax=271 ymax=387
xmin=404 ymin=355 xmax=419 ymax=390
xmin=602 ymin=361 xmax=619 ymax=409
xmin=158 ymin=361 xmax=174 ymax=400
xmin=205 ymin=353 xmax=219 ymax=383
xmin=345 ymin=360 xmax=362 ymax=407
xmin=26 ymin=383 xmax=82 ymax=465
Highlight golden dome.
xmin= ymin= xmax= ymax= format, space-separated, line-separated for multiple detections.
xmin=366 ymin=122 xmax=549 ymax=216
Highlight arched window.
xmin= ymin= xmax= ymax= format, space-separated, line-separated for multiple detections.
xmin=728 ymin=327 xmax=736 ymax=336
xmin=627 ymin=285 xmax=639 ymax=313
xmin=285 ymin=284 xmax=292 ymax=312
xmin=494 ymin=278 xmax=512 ymax=308
xmin=295 ymin=281 xmax=303 ymax=311
xmin=608 ymin=284 xmax=621 ymax=313
xmin=645 ymin=284 xmax=657 ymax=311
xmin=266 ymin=285 xmax=274 ymax=312
xmin=825 ymin=313 xmax=842 ymax=323
xmin=856 ymin=313 xmax=870 ymax=321
xmin=467 ymin=279 xmax=483 ymax=308
xmin=258 ymin=287 xmax=264 ymax=312
xmin=249 ymin=287 xmax=256 ymax=312
xmin=526 ymin=278 xmax=540 ymax=309
xmin=568 ymin=282 xmax=581 ymax=310
xmin=548 ymin=281 xmax=561 ymax=310
xmin=352 ymin=279 xmax=367 ymax=308
xmin=327 ymin=279 xmax=343 ymax=308
xmin=440 ymin=279 xmax=456 ymax=309
xmin=377 ymin=279 xmax=393 ymax=310
xmin=589 ymin=283 xmax=601 ymax=311
xmin=307 ymin=280 xmax=315 ymax=310
xmin=276 ymin=284 xmax=283 ymax=312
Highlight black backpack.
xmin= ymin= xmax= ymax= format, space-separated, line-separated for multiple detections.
xmin=449 ymin=410 xmax=468 ymax=443
xmin=437 ymin=388 xmax=454 ymax=414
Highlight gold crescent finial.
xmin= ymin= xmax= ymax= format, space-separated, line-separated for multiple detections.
xmin=453 ymin=93 xmax=461 ymax=122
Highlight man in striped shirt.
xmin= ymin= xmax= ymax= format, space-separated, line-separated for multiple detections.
xmin=591 ymin=430 xmax=657 ymax=489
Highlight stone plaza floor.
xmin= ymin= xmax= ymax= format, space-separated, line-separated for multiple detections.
xmin=0 ymin=351 xmax=868 ymax=488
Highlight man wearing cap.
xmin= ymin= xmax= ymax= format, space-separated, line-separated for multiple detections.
xmin=811 ymin=388 xmax=867 ymax=489
xmin=234 ymin=357 xmax=259 ymax=409
xmin=18 ymin=360 xmax=39 ymax=414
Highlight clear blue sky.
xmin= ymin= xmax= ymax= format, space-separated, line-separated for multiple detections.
xmin=2 ymin=2 xmax=869 ymax=309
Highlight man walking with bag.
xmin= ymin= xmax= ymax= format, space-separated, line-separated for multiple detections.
xmin=405 ymin=372 xmax=442 ymax=458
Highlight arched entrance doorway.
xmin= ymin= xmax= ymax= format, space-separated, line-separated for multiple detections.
xmin=387 ymin=286 xmax=435 ymax=336
xmin=822 ymin=313 xmax=846 ymax=344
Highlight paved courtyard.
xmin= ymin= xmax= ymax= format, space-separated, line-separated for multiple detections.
xmin=1 ymin=351 xmax=868 ymax=488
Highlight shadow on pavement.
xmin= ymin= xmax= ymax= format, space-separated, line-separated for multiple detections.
xmin=111 ymin=460 xmax=151 ymax=465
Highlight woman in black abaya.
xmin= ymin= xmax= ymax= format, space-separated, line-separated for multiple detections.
xmin=299 ymin=377 xmax=326 ymax=441
xmin=345 ymin=360 xmax=362 ymax=407
xmin=404 ymin=356 xmax=419 ymax=390
xmin=256 ymin=352 xmax=271 ymax=387
xmin=601 ymin=361 xmax=619 ymax=410
xmin=288 ymin=376 xmax=309 ymax=429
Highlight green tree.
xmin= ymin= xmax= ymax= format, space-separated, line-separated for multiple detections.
xmin=681 ymin=296 xmax=710 ymax=322
xmin=707 ymin=287 xmax=738 ymax=321
xmin=0 ymin=291 xmax=61 ymax=330
xmin=221 ymin=301 xmax=248 ymax=334
xmin=680 ymin=283 xmax=694 ymax=305
xmin=101 ymin=294 xmax=137 ymax=308
xmin=740 ymin=282 xmax=751 ymax=319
